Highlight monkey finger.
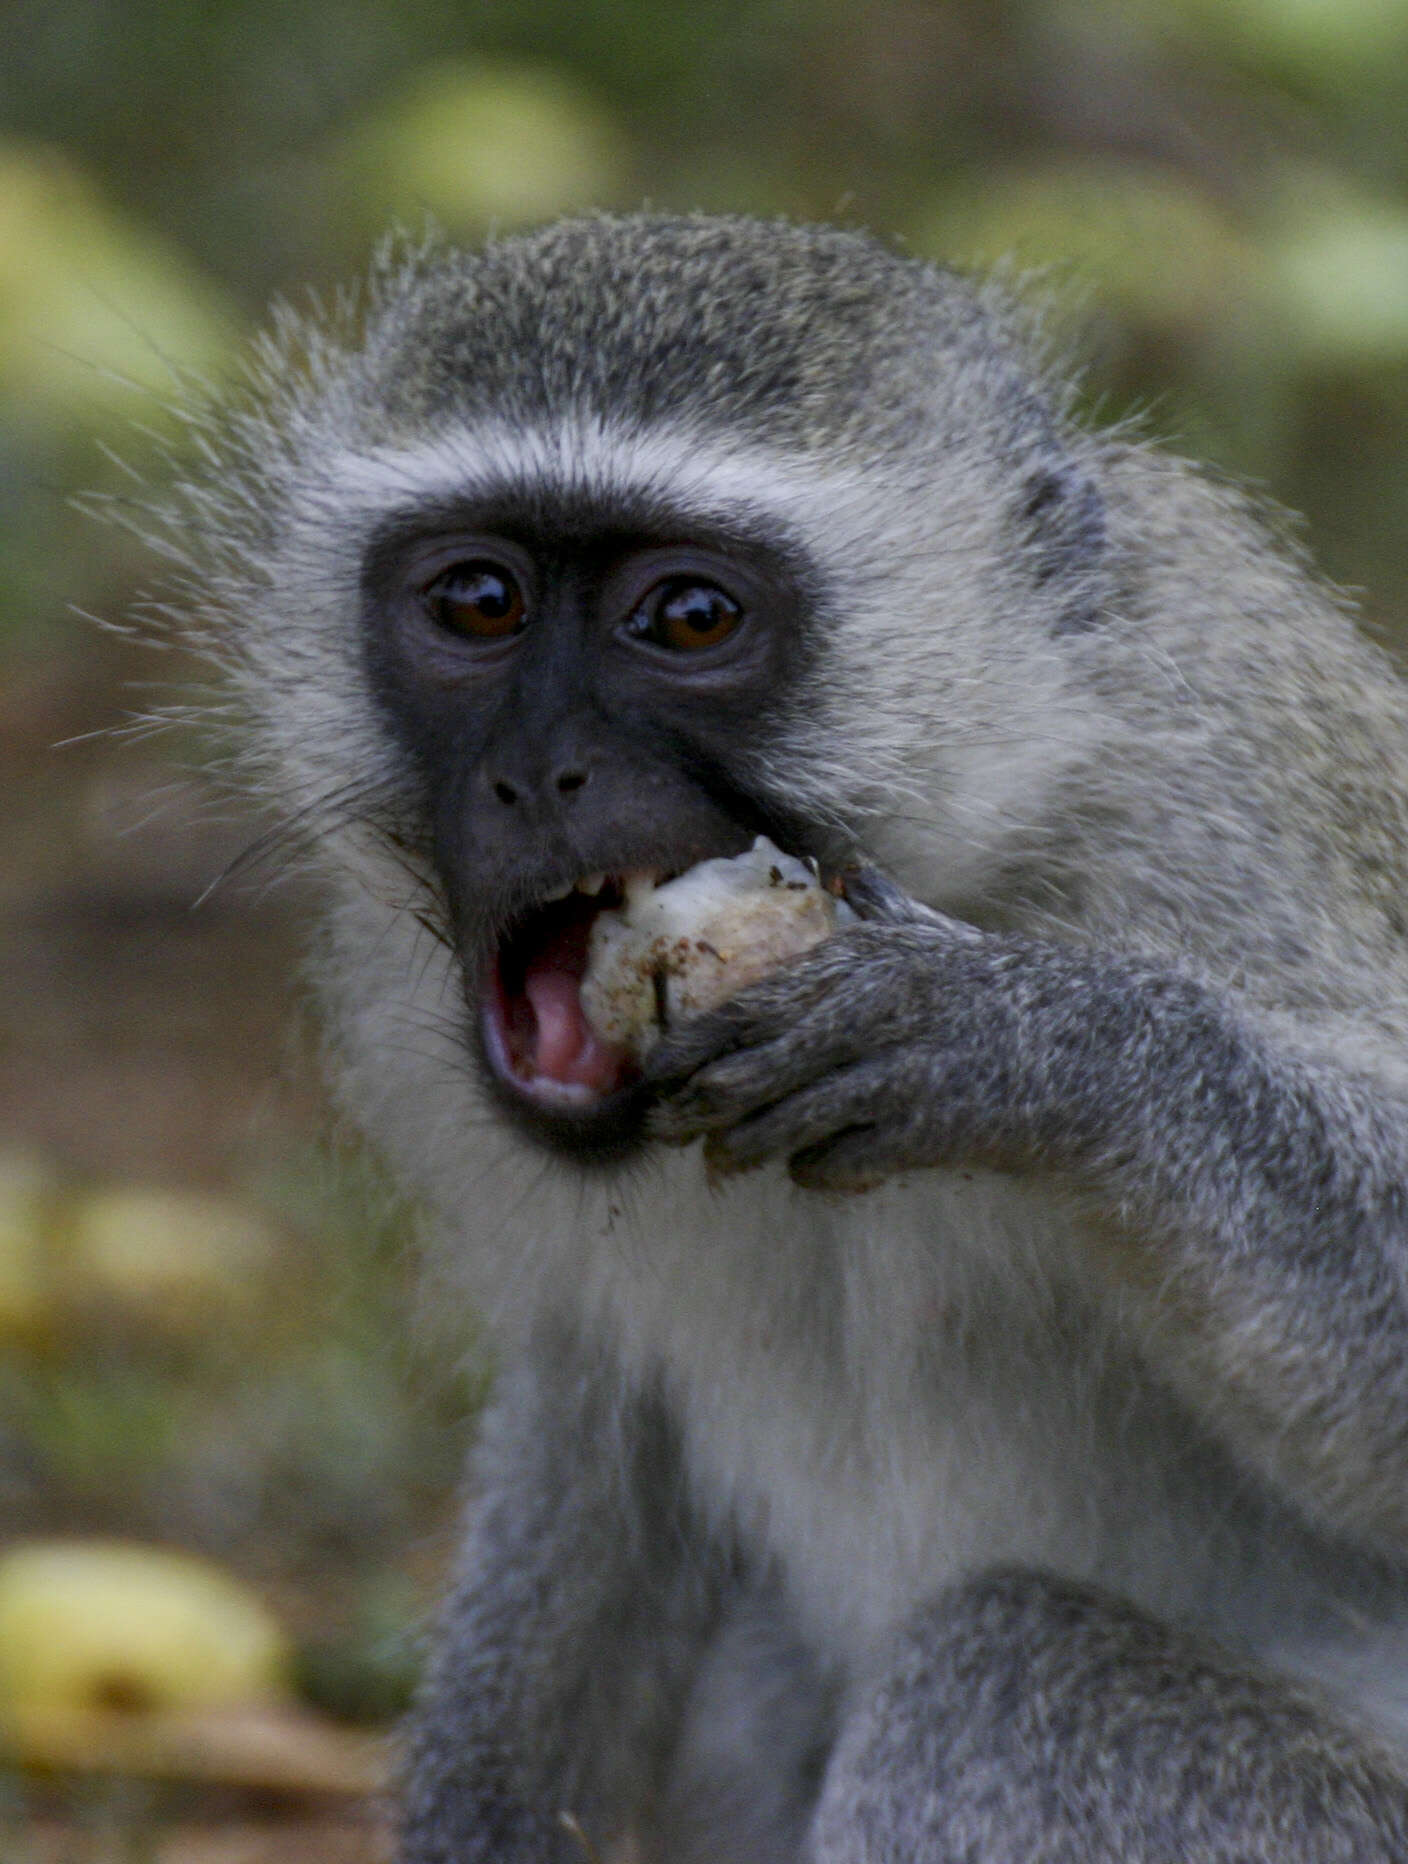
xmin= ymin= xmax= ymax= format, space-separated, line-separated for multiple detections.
xmin=644 ymin=1005 xmax=760 ymax=1086
xmin=646 ymin=928 xmax=903 ymax=1084
xmin=650 ymin=1014 xmax=878 ymax=1138
xmin=789 ymin=1078 xmax=1012 ymax=1188
xmin=697 ymin=1059 xmax=906 ymax=1173
xmin=841 ymin=866 xmax=979 ymax=944
xmin=839 ymin=865 xmax=920 ymax=924
xmin=841 ymin=870 xmax=988 ymax=961
xmin=787 ymin=1131 xmax=892 ymax=1193
xmin=649 ymin=1050 xmax=795 ymax=1141
xmin=647 ymin=992 xmax=848 ymax=1093
xmin=788 ymin=1121 xmax=936 ymax=1192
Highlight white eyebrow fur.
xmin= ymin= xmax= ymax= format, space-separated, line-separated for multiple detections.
xmin=322 ymin=418 xmax=874 ymax=543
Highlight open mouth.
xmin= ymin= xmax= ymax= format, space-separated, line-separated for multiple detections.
xmin=480 ymin=873 xmax=648 ymax=1113
xmin=476 ymin=829 xmax=842 ymax=1152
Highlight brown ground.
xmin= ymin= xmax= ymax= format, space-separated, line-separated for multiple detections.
xmin=0 ymin=631 xmax=403 ymax=1858
xmin=19 ymin=1815 xmax=394 ymax=1864
xmin=0 ymin=632 xmax=323 ymax=1186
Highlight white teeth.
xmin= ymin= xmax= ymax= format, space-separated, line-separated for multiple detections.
xmin=624 ymin=869 xmax=663 ymax=904
xmin=542 ymin=870 xmax=661 ymax=906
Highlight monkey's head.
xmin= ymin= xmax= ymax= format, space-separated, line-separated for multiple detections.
xmin=176 ymin=215 xmax=1110 ymax=1168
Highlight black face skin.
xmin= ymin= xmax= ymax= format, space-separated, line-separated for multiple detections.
xmin=361 ymin=488 xmax=826 ymax=1164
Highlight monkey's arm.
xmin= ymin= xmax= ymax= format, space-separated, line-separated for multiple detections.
xmin=646 ymin=907 xmax=1408 ymax=1552
xmin=400 ymin=1326 xmax=720 ymax=1864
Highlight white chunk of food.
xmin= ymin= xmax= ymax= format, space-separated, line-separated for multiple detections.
xmin=580 ymin=836 xmax=856 ymax=1059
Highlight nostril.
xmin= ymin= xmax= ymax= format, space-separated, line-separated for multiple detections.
xmin=555 ymin=769 xmax=589 ymax=795
xmin=493 ymin=779 xmax=518 ymax=806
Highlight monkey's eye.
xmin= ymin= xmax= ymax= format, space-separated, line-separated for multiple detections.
xmin=630 ymin=578 xmax=743 ymax=652
xmin=423 ymin=561 xmax=527 ymax=639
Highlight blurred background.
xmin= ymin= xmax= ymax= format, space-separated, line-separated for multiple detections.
xmin=5 ymin=0 xmax=1408 ymax=1856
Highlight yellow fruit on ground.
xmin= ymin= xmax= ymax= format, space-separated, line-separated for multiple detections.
xmin=0 ymin=1540 xmax=292 ymax=1738
xmin=63 ymin=1187 xmax=278 ymax=1327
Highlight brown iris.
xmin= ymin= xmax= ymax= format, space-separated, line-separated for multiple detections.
xmin=636 ymin=578 xmax=743 ymax=652
xmin=424 ymin=561 xmax=527 ymax=639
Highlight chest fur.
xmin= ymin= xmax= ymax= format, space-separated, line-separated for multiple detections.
xmin=562 ymin=1159 xmax=1392 ymax=1686
xmin=582 ymin=1162 xmax=1152 ymax=1660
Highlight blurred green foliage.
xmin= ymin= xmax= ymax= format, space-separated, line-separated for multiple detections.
xmin=3 ymin=0 xmax=1408 ymax=642
xmin=7 ymin=0 xmax=1408 ymax=623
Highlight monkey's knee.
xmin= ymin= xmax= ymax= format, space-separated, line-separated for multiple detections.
xmin=809 ymin=1567 xmax=1408 ymax=1864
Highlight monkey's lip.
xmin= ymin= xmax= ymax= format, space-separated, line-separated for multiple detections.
xmin=480 ymin=878 xmax=642 ymax=1112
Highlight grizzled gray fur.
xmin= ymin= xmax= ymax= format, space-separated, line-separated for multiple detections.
xmin=155 ymin=214 xmax=1408 ymax=1859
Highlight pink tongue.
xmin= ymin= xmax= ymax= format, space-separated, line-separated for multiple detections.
xmin=522 ymin=967 xmax=630 ymax=1094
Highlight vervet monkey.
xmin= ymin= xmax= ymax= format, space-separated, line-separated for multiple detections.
xmin=159 ymin=214 xmax=1408 ymax=1860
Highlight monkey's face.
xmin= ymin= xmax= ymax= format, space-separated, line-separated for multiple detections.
xmin=202 ymin=226 xmax=1112 ymax=1177
xmin=361 ymin=489 xmax=829 ymax=1164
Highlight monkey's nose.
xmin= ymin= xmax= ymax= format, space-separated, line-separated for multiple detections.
xmin=488 ymin=764 xmax=590 ymax=807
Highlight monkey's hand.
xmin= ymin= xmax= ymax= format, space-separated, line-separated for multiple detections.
xmin=646 ymin=867 xmax=1132 ymax=1191
xmin=649 ymin=865 xmax=1408 ymax=1549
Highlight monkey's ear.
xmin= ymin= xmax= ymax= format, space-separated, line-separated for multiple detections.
xmin=1018 ymin=457 xmax=1107 ymax=635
